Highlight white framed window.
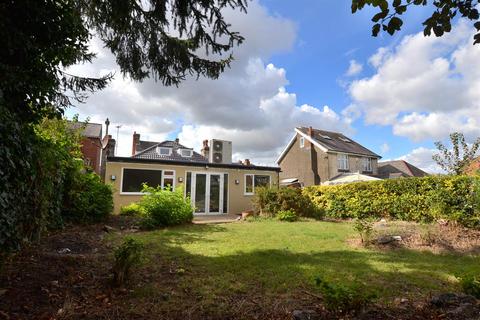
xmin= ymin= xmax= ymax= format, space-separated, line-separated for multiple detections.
xmin=299 ymin=136 xmax=305 ymax=148
xmin=244 ymin=174 xmax=271 ymax=195
xmin=121 ymin=168 xmax=175 ymax=194
xmin=337 ymin=154 xmax=349 ymax=171
xmin=362 ymin=157 xmax=372 ymax=172
xmin=180 ymin=149 xmax=193 ymax=157
xmin=157 ymin=147 xmax=172 ymax=156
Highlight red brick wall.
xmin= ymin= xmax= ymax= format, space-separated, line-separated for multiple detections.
xmin=81 ymin=137 xmax=102 ymax=174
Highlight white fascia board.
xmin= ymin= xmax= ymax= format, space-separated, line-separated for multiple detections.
xmin=276 ymin=133 xmax=297 ymax=164
xmin=294 ymin=128 xmax=329 ymax=153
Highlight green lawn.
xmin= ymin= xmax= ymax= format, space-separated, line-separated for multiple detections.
xmin=121 ymin=220 xmax=480 ymax=305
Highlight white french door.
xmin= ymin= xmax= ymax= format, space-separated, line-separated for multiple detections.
xmin=191 ymin=172 xmax=224 ymax=215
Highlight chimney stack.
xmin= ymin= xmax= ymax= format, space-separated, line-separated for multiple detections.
xmin=175 ymin=137 xmax=180 ymax=144
xmin=201 ymin=140 xmax=210 ymax=159
xmin=244 ymin=159 xmax=251 ymax=166
xmin=132 ymin=131 xmax=140 ymax=156
xmin=308 ymin=126 xmax=313 ymax=137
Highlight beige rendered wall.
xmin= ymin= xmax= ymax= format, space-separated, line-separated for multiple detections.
xmin=279 ymin=134 xmax=331 ymax=186
xmin=105 ymin=161 xmax=279 ymax=215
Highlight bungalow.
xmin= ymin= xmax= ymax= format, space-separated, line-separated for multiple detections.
xmin=105 ymin=133 xmax=280 ymax=215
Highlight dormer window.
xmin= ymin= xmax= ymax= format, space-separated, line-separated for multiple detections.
xmin=157 ymin=147 xmax=172 ymax=156
xmin=321 ymin=134 xmax=332 ymax=140
xmin=340 ymin=137 xmax=351 ymax=143
xmin=180 ymin=149 xmax=193 ymax=157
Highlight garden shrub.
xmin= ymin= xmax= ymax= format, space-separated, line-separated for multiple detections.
xmin=0 ymin=114 xmax=114 ymax=251
xmin=112 ymin=237 xmax=144 ymax=287
xmin=459 ymin=275 xmax=480 ymax=298
xmin=353 ymin=218 xmax=374 ymax=244
xmin=304 ymin=175 xmax=480 ymax=228
xmin=120 ymin=203 xmax=144 ymax=216
xmin=63 ymin=171 xmax=113 ymax=223
xmin=314 ymin=276 xmax=377 ymax=312
xmin=276 ymin=210 xmax=298 ymax=222
xmin=139 ymin=185 xmax=193 ymax=228
xmin=252 ymin=187 xmax=324 ymax=219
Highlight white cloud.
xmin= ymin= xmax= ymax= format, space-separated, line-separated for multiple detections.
xmin=345 ymin=59 xmax=363 ymax=77
xmin=348 ymin=20 xmax=480 ymax=143
xmin=380 ymin=143 xmax=390 ymax=154
xmin=397 ymin=147 xmax=443 ymax=174
xmin=67 ymin=0 xmax=352 ymax=163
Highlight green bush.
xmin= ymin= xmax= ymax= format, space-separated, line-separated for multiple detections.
xmin=304 ymin=175 xmax=480 ymax=228
xmin=112 ymin=237 xmax=144 ymax=287
xmin=139 ymin=185 xmax=193 ymax=228
xmin=460 ymin=275 xmax=480 ymax=298
xmin=276 ymin=210 xmax=298 ymax=222
xmin=120 ymin=203 xmax=144 ymax=216
xmin=252 ymin=187 xmax=324 ymax=219
xmin=353 ymin=218 xmax=375 ymax=244
xmin=315 ymin=276 xmax=377 ymax=312
xmin=63 ymin=171 xmax=113 ymax=223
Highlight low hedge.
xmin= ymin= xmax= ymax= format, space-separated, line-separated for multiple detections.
xmin=303 ymin=175 xmax=480 ymax=228
xmin=252 ymin=187 xmax=324 ymax=219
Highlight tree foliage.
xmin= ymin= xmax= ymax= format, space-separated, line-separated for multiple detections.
xmin=432 ymin=132 xmax=480 ymax=175
xmin=1 ymin=0 xmax=246 ymax=123
xmin=351 ymin=0 xmax=480 ymax=44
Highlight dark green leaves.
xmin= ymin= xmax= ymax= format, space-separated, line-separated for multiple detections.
xmin=352 ymin=0 xmax=480 ymax=44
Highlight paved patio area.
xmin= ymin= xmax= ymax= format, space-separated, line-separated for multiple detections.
xmin=193 ymin=214 xmax=242 ymax=224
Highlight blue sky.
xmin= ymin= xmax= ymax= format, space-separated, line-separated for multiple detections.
xmin=68 ymin=0 xmax=480 ymax=172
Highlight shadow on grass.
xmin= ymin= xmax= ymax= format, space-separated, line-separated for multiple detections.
xmin=129 ymin=223 xmax=480 ymax=302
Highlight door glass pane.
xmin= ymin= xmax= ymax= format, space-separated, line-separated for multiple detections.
xmin=195 ymin=174 xmax=206 ymax=213
xmin=209 ymin=175 xmax=221 ymax=213
xmin=223 ymin=174 xmax=228 ymax=213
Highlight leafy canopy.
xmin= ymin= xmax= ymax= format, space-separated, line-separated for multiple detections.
xmin=0 ymin=0 xmax=247 ymax=123
xmin=351 ymin=0 xmax=480 ymax=44
xmin=432 ymin=132 xmax=480 ymax=175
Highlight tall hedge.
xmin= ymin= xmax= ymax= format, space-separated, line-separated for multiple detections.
xmin=0 ymin=112 xmax=113 ymax=251
xmin=303 ymin=175 xmax=480 ymax=228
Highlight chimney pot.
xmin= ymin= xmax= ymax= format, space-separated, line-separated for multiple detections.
xmin=244 ymin=159 xmax=251 ymax=166
xmin=308 ymin=126 xmax=313 ymax=137
xmin=175 ymin=138 xmax=179 ymax=144
xmin=201 ymin=139 xmax=210 ymax=158
xmin=105 ymin=118 xmax=110 ymax=136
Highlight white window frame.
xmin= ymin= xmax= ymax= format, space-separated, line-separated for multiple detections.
xmin=180 ymin=149 xmax=193 ymax=158
xmin=299 ymin=136 xmax=305 ymax=148
xmin=157 ymin=147 xmax=172 ymax=156
xmin=120 ymin=167 xmax=175 ymax=195
xmin=362 ymin=157 xmax=372 ymax=172
xmin=244 ymin=174 xmax=271 ymax=196
xmin=337 ymin=154 xmax=349 ymax=171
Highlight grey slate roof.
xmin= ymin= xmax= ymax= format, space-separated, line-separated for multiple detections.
xmin=134 ymin=140 xmax=208 ymax=163
xmin=68 ymin=122 xmax=102 ymax=139
xmin=136 ymin=140 xmax=160 ymax=153
xmin=377 ymin=160 xmax=428 ymax=179
xmin=297 ymin=127 xmax=381 ymax=158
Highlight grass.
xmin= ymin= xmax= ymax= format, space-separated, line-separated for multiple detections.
xmin=118 ymin=220 xmax=480 ymax=305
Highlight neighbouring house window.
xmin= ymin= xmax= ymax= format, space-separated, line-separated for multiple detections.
xmin=223 ymin=174 xmax=229 ymax=213
xmin=180 ymin=149 xmax=193 ymax=157
xmin=244 ymin=174 xmax=271 ymax=195
xmin=121 ymin=168 xmax=175 ymax=193
xmin=157 ymin=147 xmax=172 ymax=156
xmin=299 ymin=136 xmax=305 ymax=148
xmin=362 ymin=157 xmax=372 ymax=172
xmin=84 ymin=158 xmax=92 ymax=167
xmin=337 ymin=154 xmax=349 ymax=171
